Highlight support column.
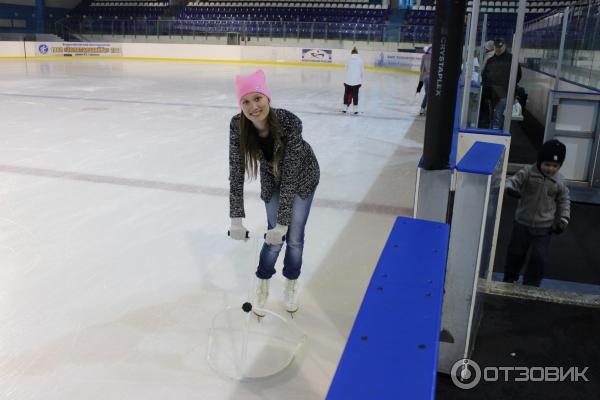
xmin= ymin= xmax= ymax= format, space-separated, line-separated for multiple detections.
xmin=422 ymin=0 xmax=467 ymax=170
xmin=36 ymin=0 xmax=45 ymax=34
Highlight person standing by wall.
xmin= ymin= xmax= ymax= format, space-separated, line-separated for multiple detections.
xmin=480 ymin=37 xmax=522 ymax=129
xmin=477 ymin=40 xmax=496 ymax=127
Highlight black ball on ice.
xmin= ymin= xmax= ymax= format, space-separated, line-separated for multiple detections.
xmin=242 ymin=302 xmax=253 ymax=313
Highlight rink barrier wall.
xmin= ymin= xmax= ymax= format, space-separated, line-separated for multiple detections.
xmin=0 ymin=40 xmax=25 ymax=57
xmin=521 ymin=67 xmax=598 ymax=126
xmin=0 ymin=41 xmax=422 ymax=74
xmin=327 ymin=216 xmax=449 ymax=400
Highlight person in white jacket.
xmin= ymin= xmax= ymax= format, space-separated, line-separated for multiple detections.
xmin=343 ymin=47 xmax=364 ymax=115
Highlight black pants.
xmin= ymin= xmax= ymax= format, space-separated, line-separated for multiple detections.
xmin=478 ymin=91 xmax=493 ymax=129
xmin=503 ymin=222 xmax=552 ymax=286
xmin=343 ymin=83 xmax=361 ymax=106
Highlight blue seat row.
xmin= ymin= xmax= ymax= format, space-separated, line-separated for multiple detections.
xmin=185 ymin=6 xmax=386 ymax=16
xmin=180 ymin=13 xmax=384 ymax=23
xmin=173 ymin=21 xmax=383 ymax=40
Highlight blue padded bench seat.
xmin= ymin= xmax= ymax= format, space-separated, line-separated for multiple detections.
xmin=327 ymin=216 xmax=449 ymax=400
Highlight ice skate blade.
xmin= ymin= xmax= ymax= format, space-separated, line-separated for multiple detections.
xmin=285 ymin=308 xmax=298 ymax=318
xmin=253 ymin=309 xmax=266 ymax=320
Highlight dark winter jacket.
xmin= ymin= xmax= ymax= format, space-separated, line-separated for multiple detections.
xmin=482 ymin=51 xmax=522 ymax=100
xmin=505 ymin=164 xmax=570 ymax=228
xmin=229 ymin=108 xmax=320 ymax=226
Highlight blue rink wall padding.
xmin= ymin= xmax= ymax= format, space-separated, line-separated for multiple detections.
xmin=460 ymin=127 xmax=510 ymax=137
xmin=326 ymin=217 xmax=450 ymax=400
xmin=456 ymin=142 xmax=505 ymax=175
xmin=417 ymin=137 xmax=504 ymax=172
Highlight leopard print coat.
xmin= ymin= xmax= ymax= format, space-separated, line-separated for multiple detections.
xmin=229 ymin=108 xmax=320 ymax=226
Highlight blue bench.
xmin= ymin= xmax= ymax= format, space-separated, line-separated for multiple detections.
xmin=327 ymin=216 xmax=449 ymax=400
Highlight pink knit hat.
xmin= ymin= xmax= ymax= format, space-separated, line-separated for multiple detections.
xmin=235 ymin=69 xmax=271 ymax=104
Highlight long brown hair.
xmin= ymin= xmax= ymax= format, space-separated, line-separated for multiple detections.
xmin=239 ymin=109 xmax=284 ymax=179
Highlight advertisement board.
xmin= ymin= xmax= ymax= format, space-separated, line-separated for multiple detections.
xmin=35 ymin=42 xmax=123 ymax=57
xmin=374 ymin=51 xmax=421 ymax=70
xmin=301 ymin=48 xmax=333 ymax=64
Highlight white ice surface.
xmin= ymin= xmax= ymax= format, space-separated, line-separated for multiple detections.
xmin=0 ymin=59 xmax=425 ymax=400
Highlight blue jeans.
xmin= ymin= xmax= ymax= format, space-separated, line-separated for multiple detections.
xmin=492 ymin=97 xmax=507 ymax=130
xmin=256 ymin=191 xmax=315 ymax=280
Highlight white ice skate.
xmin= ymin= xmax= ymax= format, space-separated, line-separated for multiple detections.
xmin=342 ymin=104 xmax=349 ymax=114
xmin=254 ymin=278 xmax=270 ymax=318
xmin=353 ymin=104 xmax=359 ymax=115
xmin=283 ymin=278 xmax=299 ymax=316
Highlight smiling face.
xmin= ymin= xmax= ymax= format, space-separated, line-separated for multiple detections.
xmin=240 ymin=92 xmax=270 ymax=128
xmin=540 ymin=161 xmax=561 ymax=176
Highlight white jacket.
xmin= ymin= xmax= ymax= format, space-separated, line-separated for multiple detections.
xmin=345 ymin=54 xmax=364 ymax=86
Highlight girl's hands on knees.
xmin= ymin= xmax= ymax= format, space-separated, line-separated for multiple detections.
xmin=265 ymin=224 xmax=288 ymax=245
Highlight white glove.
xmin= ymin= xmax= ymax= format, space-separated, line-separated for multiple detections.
xmin=265 ymin=224 xmax=288 ymax=245
xmin=228 ymin=217 xmax=249 ymax=240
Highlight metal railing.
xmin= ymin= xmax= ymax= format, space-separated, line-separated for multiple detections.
xmin=53 ymin=17 xmax=434 ymax=46
xmin=522 ymin=2 xmax=600 ymax=90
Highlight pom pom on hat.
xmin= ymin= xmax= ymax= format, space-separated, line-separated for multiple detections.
xmin=538 ymin=139 xmax=566 ymax=166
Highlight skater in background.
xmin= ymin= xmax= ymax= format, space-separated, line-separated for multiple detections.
xmin=417 ymin=45 xmax=432 ymax=115
xmin=228 ymin=69 xmax=320 ymax=315
xmin=342 ymin=47 xmax=364 ymax=115
xmin=502 ymin=139 xmax=570 ymax=287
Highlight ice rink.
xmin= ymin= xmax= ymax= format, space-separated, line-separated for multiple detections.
xmin=0 ymin=59 xmax=425 ymax=399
